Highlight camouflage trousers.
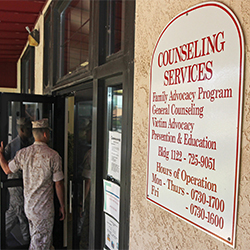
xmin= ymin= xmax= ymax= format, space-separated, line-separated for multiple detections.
xmin=28 ymin=216 xmax=54 ymax=250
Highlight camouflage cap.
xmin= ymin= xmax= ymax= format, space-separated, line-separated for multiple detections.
xmin=32 ymin=118 xmax=52 ymax=130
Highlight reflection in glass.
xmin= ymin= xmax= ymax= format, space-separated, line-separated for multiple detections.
xmin=111 ymin=88 xmax=123 ymax=132
xmin=66 ymin=96 xmax=74 ymax=249
xmin=76 ymin=101 xmax=92 ymax=250
xmin=107 ymin=0 xmax=122 ymax=56
xmin=62 ymin=0 xmax=90 ymax=76
xmin=5 ymin=117 xmax=32 ymax=248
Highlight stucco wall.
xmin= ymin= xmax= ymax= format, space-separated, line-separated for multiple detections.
xmin=33 ymin=16 xmax=44 ymax=95
xmin=33 ymin=0 xmax=52 ymax=94
xmin=130 ymin=0 xmax=250 ymax=249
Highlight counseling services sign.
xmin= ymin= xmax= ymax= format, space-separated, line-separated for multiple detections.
xmin=146 ymin=2 xmax=244 ymax=247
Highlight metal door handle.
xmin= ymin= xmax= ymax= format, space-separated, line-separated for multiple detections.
xmin=82 ymin=180 xmax=85 ymax=213
xmin=69 ymin=180 xmax=73 ymax=214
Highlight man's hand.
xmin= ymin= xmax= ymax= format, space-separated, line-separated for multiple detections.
xmin=59 ymin=206 xmax=65 ymax=221
xmin=0 ymin=142 xmax=12 ymax=175
xmin=55 ymin=180 xmax=65 ymax=221
xmin=0 ymin=141 xmax=4 ymax=154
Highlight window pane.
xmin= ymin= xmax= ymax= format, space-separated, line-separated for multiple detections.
xmin=111 ymin=89 xmax=122 ymax=132
xmin=21 ymin=48 xmax=34 ymax=94
xmin=107 ymin=86 xmax=122 ymax=132
xmin=107 ymin=0 xmax=122 ymax=56
xmin=62 ymin=0 xmax=90 ymax=75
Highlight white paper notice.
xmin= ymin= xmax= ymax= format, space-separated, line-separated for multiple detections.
xmin=105 ymin=213 xmax=119 ymax=250
xmin=103 ymin=180 xmax=120 ymax=222
xmin=108 ymin=131 xmax=122 ymax=181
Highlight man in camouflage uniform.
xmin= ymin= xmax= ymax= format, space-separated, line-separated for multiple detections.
xmin=4 ymin=117 xmax=33 ymax=243
xmin=0 ymin=118 xmax=65 ymax=250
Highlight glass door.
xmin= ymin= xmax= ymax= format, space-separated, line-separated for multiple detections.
xmin=0 ymin=93 xmax=59 ymax=250
xmin=64 ymin=87 xmax=93 ymax=249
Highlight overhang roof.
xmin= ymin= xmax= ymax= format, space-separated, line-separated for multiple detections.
xmin=0 ymin=0 xmax=47 ymax=63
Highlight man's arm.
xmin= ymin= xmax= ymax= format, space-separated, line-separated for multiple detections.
xmin=55 ymin=179 xmax=65 ymax=221
xmin=4 ymin=143 xmax=11 ymax=162
xmin=0 ymin=142 xmax=12 ymax=175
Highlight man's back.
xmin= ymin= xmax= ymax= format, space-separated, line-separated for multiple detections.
xmin=9 ymin=141 xmax=62 ymax=219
